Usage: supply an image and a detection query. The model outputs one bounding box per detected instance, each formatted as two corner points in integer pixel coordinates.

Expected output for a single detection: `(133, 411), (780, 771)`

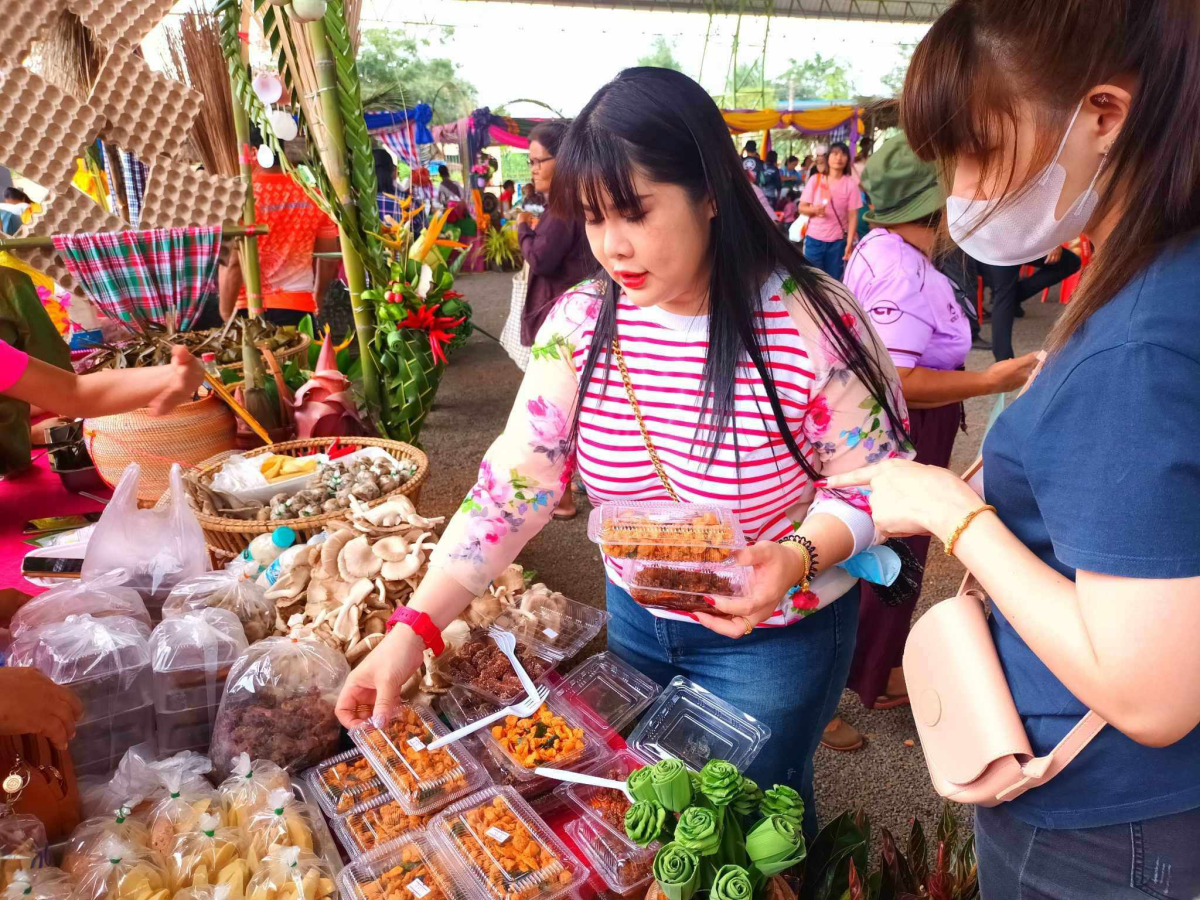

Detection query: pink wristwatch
(386, 607), (445, 656)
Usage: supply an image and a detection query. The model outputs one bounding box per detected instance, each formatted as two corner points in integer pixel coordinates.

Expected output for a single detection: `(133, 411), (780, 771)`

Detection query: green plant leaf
(936, 804), (958, 856)
(907, 818), (929, 889)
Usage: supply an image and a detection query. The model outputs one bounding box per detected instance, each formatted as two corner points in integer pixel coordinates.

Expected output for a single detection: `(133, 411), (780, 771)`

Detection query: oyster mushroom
(346, 578), (376, 607)
(264, 566), (310, 601)
(339, 535), (382, 581)
(381, 555), (423, 581)
(320, 529), (354, 578)
(371, 535), (409, 562)
(493, 564), (526, 593)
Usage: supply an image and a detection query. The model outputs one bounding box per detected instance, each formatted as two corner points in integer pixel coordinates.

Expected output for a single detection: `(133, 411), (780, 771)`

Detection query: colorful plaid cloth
(52, 226), (221, 331)
(119, 152), (149, 227)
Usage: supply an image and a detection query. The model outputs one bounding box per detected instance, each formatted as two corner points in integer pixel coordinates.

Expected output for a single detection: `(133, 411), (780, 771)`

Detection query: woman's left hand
(843, 239), (856, 261)
(692, 541), (805, 638)
(821, 459), (981, 542)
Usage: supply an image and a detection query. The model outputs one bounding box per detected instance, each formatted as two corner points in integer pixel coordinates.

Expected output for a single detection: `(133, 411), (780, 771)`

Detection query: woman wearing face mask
(336, 67), (911, 836)
(798, 141), (860, 279)
(823, 1), (1200, 894)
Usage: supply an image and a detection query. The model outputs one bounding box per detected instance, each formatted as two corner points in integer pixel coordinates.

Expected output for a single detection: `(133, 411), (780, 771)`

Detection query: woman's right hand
(334, 624), (426, 728)
(985, 352), (1040, 393)
(0, 668), (83, 749)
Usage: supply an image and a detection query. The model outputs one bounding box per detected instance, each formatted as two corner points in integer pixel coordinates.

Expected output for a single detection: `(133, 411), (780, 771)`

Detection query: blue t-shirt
(983, 233), (1200, 829)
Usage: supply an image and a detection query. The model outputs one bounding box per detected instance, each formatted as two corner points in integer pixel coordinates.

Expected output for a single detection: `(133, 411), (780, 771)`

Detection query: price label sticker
(485, 827), (511, 843)
(407, 879), (430, 898)
(407, 737), (427, 753)
(542, 627), (559, 640)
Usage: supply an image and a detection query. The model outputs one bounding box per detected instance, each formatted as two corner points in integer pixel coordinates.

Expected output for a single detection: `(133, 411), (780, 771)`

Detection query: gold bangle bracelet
(780, 540), (813, 593)
(944, 504), (997, 557)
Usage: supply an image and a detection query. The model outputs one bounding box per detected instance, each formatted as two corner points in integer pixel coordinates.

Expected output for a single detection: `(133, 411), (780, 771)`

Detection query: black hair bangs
(551, 122), (646, 224)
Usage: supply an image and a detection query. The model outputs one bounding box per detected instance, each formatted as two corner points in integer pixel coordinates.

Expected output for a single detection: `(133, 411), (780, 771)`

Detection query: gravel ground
(418, 269), (1060, 837)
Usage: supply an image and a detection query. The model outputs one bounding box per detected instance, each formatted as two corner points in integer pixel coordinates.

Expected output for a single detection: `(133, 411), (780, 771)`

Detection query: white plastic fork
(425, 686), (549, 750)
(488, 626), (542, 701)
(532, 767), (635, 802)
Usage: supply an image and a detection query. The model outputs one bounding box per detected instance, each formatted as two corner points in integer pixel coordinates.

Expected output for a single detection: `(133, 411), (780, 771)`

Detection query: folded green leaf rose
(651, 758), (693, 812)
(624, 800), (668, 848)
(711, 864), (755, 900)
(627, 766), (658, 804)
(746, 814), (807, 876)
(760, 784), (804, 825)
(674, 806), (721, 856)
(731, 777), (763, 816)
(652, 842), (701, 900)
(699, 760), (741, 808)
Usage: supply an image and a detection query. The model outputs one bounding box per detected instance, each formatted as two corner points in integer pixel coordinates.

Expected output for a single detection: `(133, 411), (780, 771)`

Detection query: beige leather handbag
(903, 354), (1108, 806)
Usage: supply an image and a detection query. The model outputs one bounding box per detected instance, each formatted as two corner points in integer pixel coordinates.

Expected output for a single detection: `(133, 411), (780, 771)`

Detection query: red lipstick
(614, 271), (647, 290)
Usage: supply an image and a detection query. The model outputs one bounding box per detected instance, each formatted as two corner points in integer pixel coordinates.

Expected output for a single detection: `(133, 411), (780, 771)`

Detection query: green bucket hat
(861, 133), (944, 226)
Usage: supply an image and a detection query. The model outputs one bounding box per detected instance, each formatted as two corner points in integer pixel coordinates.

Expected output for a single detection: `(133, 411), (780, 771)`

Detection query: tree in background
(638, 36), (684, 72)
(356, 26), (478, 123)
(881, 42), (916, 97)
(773, 53), (857, 101)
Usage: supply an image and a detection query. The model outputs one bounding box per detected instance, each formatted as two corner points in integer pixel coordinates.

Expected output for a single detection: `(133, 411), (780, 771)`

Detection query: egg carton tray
(16, 189), (129, 298)
(69, 0), (178, 51)
(2, 0), (67, 60)
(139, 156), (245, 231)
(0, 66), (104, 193)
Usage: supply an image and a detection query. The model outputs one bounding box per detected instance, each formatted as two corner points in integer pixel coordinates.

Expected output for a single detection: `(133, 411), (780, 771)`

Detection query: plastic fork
(488, 626), (542, 701)
(531, 767), (636, 802)
(425, 686), (549, 750)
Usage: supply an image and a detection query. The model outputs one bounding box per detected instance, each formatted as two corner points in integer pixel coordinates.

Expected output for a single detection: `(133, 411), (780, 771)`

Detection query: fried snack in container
(332, 795), (428, 859)
(335, 832), (464, 900)
(588, 501), (744, 562)
(304, 751), (384, 818)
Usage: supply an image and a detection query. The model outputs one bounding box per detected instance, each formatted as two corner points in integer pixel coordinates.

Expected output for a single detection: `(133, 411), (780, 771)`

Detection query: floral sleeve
(784, 275), (914, 555)
(427, 284), (598, 596)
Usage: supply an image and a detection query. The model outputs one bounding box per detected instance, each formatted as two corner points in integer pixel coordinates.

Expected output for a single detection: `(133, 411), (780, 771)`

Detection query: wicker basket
(84, 395), (238, 502)
(187, 436), (430, 557)
(212, 332), (312, 374)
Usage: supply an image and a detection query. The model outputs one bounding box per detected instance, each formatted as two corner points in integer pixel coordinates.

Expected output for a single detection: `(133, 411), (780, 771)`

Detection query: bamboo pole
(303, 15), (382, 418)
(234, 1), (264, 321)
(0, 224), (268, 251)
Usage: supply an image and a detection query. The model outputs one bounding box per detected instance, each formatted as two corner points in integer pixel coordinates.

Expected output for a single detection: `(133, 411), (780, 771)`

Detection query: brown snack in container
(600, 510), (733, 562)
(587, 788), (632, 831)
(348, 842), (450, 900)
(319, 755), (384, 814)
(358, 707), (468, 807)
(443, 632), (549, 703)
(629, 565), (737, 615)
(341, 799), (428, 856)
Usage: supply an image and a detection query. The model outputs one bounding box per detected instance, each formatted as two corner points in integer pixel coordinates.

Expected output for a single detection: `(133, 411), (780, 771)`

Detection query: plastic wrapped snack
(69, 836), (168, 900)
(305, 751), (385, 818)
(173, 884), (239, 900)
(3, 867), (72, 900)
(333, 795), (429, 860)
(0, 815), (46, 895)
(218, 754), (292, 830)
(245, 846), (335, 900)
(150, 609), (248, 756)
(627, 561), (753, 617)
(588, 501), (745, 563)
(163, 573), (273, 644)
(9, 614), (154, 778)
(9, 572), (151, 639)
(167, 813), (247, 894)
(146, 764), (223, 857)
(209, 638), (349, 780)
(60, 809), (152, 879)
(441, 630), (557, 706)
(81, 745), (213, 823)
(336, 834), (461, 900)
(245, 790), (318, 868)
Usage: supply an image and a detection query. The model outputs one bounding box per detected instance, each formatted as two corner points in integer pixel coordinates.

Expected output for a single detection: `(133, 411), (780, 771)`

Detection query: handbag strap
(612, 335), (679, 502)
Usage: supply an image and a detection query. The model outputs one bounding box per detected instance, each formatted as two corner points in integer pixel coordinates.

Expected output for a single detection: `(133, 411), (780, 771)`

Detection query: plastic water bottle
(235, 526), (297, 578)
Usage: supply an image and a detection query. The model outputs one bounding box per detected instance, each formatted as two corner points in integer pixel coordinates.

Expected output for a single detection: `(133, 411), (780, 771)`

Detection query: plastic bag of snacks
(9, 614), (154, 778)
(167, 813), (247, 894)
(60, 808), (151, 879)
(245, 846), (335, 900)
(218, 754), (292, 830)
(81, 745), (213, 822)
(149, 608), (248, 756)
(3, 867), (72, 900)
(245, 790), (317, 868)
(209, 638), (349, 780)
(173, 884), (238, 900)
(70, 835), (168, 900)
(0, 815), (46, 895)
(163, 573), (273, 644)
(9, 572), (150, 639)
(146, 762), (223, 857)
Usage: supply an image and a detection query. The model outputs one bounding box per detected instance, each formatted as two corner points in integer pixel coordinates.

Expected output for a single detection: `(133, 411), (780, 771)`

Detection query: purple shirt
(844, 228), (971, 371)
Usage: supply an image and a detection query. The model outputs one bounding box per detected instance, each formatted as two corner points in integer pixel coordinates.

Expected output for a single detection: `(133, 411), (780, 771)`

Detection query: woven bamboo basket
(84, 395), (238, 502)
(210, 332), (312, 374)
(187, 436), (429, 557)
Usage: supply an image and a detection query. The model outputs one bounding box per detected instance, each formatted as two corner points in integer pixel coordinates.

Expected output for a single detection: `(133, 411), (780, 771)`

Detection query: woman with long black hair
(336, 67), (911, 834)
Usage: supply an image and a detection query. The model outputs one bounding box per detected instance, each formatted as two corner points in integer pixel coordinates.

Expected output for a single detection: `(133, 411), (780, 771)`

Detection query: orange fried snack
(490, 706), (586, 770)
(320, 755), (385, 813)
(362, 707), (468, 806)
(600, 510), (733, 562)
(345, 800), (428, 854)
(356, 843), (449, 900)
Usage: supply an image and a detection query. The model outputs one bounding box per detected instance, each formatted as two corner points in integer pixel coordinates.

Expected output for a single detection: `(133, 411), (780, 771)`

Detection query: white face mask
(947, 101), (1104, 266)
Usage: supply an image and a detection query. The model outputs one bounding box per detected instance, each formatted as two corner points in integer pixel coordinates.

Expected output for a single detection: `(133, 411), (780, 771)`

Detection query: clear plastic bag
(60, 809), (151, 879)
(166, 813), (247, 894)
(146, 760), (223, 858)
(150, 609), (248, 757)
(81, 463), (211, 606)
(66, 834), (167, 900)
(8, 614), (154, 778)
(3, 867), (71, 900)
(218, 754), (292, 830)
(245, 846), (335, 900)
(173, 884), (238, 900)
(163, 573), (273, 644)
(209, 638), (349, 780)
(80, 745), (213, 823)
(245, 789), (318, 871)
(9, 572), (150, 639)
(0, 815), (46, 896)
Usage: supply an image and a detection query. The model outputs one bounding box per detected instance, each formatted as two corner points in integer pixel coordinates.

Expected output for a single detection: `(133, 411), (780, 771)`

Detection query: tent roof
(476, 0), (947, 22)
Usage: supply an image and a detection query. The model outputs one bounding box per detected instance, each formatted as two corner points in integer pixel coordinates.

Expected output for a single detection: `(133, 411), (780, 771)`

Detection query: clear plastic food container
(482, 694), (601, 783)
(304, 749), (387, 818)
(440, 629), (560, 706)
(350, 702), (489, 816)
(552, 651), (661, 734)
(490, 590), (609, 661)
(558, 749), (655, 848)
(627, 560), (754, 616)
(332, 793), (431, 860)
(336, 831), (468, 900)
(588, 501), (745, 562)
(627, 676), (771, 773)
(429, 786), (584, 900)
(564, 813), (655, 895)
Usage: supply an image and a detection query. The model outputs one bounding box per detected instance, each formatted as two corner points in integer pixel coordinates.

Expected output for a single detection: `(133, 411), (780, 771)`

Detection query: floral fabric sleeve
(785, 275), (914, 556)
(428, 284), (599, 596)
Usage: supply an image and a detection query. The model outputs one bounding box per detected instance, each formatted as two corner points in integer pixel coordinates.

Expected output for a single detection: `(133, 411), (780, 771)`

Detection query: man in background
(0, 188), (32, 236)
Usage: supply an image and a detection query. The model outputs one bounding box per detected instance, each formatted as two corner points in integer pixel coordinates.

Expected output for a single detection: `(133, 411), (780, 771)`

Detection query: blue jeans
(975, 802), (1200, 899)
(605, 581), (860, 838)
(803, 235), (847, 280)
